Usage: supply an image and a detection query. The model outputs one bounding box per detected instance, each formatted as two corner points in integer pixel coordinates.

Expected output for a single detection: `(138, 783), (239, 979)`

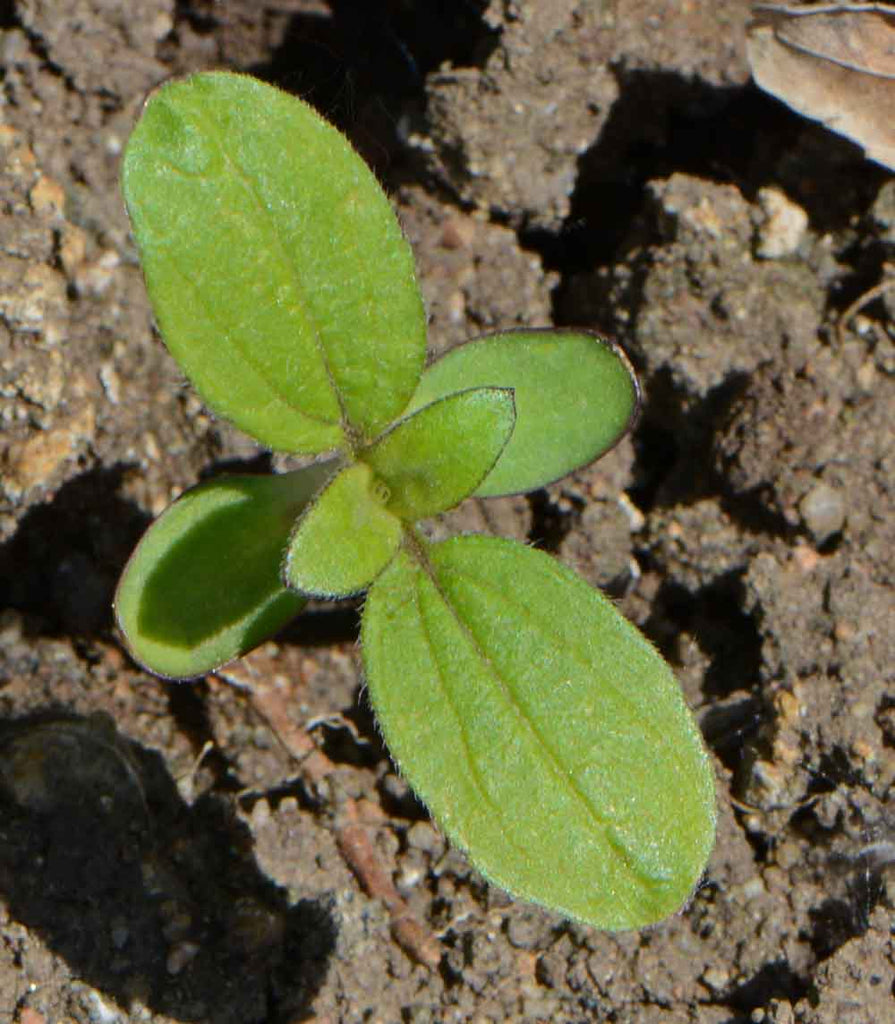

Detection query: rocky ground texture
(0, 2), (892, 1023)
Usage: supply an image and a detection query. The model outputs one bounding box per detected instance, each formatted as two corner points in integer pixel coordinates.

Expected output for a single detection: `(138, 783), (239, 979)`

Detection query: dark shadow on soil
(0, 0), (16, 29)
(323, 683), (387, 769)
(377, 769), (431, 823)
(166, 679), (248, 795)
(527, 68), (889, 287)
(724, 959), (808, 1016)
(250, 0), (499, 98)
(780, 763), (891, 960)
(699, 693), (764, 775)
(639, 569), (766, 775)
(620, 368), (797, 551)
(809, 888), (882, 961)
(0, 711), (335, 1023)
(239, 0), (498, 174)
(197, 450), (275, 481)
(643, 571), (763, 698)
(279, 605), (361, 647)
(626, 370), (795, 540)
(0, 458), (362, 658)
(627, 368), (743, 511)
(0, 465), (149, 639)
(537, 69), (890, 389)
(526, 488), (575, 554)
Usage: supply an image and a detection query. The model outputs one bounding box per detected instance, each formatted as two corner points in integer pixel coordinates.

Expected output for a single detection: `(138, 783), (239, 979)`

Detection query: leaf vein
(193, 107), (353, 434)
(430, 560), (661, 901)
(442, 561), (692, 782)
(412, 570), (535, 870)
(163, 256), (338, 430)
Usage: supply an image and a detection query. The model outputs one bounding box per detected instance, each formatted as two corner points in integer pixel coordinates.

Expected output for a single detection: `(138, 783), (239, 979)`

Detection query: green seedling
(115, 72), (715, 930)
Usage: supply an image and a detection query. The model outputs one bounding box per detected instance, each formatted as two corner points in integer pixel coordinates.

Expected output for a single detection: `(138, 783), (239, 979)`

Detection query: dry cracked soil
(0, 2), (892, 1023)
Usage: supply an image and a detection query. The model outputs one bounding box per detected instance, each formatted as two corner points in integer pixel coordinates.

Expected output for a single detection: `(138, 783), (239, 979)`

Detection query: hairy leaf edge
(414, 327), (642, 497)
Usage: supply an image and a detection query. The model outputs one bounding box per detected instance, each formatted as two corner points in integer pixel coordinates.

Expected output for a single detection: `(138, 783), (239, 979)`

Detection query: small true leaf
(122, 72), (427, 452)
(407, 329), (639, 497)
(115, 464), (333, 679)
(363, 387), (516, 520)
(284, 462), (403, 598)
(362, 535), (716, 929)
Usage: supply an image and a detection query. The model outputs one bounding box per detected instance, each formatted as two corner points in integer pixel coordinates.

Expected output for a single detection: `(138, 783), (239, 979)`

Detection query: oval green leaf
(115, 464), (333, 679)
(362, 535), (716, 929)
(362, 387), (516, 520)
(284, 462), (402, 598)
(122, 72), (427, 453)
(406, 329), (639, 497)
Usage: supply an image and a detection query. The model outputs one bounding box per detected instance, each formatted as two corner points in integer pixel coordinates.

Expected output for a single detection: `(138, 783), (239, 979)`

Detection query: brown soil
(0, 2), (892, 1023)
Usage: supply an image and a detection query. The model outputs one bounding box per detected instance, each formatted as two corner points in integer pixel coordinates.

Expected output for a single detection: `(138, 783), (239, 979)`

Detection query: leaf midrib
(160, 251), (337, 431)
(411, 542), (647, 914)
(445, 559), (693, 781)
(410, 572), (536, 869)
(194, 104), (353, 438)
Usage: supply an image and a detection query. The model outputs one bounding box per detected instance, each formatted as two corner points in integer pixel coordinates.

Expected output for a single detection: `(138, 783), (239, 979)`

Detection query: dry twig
(214, 653), (441, 969)
(838, 272), (895, 344)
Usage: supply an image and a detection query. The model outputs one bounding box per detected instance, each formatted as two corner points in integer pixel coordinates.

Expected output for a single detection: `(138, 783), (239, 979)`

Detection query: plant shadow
(247, 1), (499, 105)
(0, 710), (336, 1023)
(0, 458), (360, 652)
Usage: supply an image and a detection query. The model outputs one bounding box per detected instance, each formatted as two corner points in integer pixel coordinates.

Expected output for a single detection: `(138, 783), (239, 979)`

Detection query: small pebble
(406, 821), (443, 856)
(250, 797), (271, 829)
(701, 965), (730, 992)
(799, 482), (846, 543)
(82, 990), (123, 1024)
(792, 543), (820, 572)
(29, 173), (65, 217)
(756, 186), (808, 258)
(506, 908), (549, 950)
(166, 939), (200, 975)
(441, 217), (475, 249)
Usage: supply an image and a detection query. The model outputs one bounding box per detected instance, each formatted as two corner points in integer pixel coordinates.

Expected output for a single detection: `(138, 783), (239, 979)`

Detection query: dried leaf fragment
(747, 2), (895, 170)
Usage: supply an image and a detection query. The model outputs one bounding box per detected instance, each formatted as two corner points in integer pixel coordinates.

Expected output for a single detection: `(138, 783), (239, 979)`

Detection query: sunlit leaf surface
(364, 387), (516, 520)
(284, 462), (403, 598)
(363, 535), (716, 929)
(122, 72), (427, 452)
(408, 330), (638, 496)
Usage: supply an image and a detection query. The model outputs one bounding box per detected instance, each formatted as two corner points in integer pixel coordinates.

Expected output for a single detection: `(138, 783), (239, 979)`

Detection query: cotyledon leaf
(122, 71), (427, 453)
(406, 329), (639, 497)
(362, 535), (716, 929)
(115, 462), (335, 679)
(362, 387), (516, 520)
